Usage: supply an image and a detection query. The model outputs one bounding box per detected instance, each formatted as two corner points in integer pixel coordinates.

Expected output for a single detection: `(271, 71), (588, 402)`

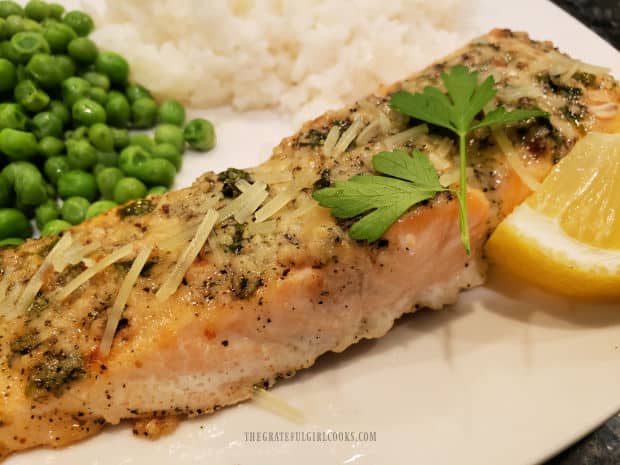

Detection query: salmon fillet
(1, 29), (619, 459)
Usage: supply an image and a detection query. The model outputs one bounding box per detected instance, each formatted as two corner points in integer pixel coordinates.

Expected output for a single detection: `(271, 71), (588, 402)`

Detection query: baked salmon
(1, 29), (619, 459)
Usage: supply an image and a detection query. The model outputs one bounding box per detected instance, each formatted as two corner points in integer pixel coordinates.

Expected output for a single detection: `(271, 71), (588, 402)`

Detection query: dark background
(544, 2), (618, 463)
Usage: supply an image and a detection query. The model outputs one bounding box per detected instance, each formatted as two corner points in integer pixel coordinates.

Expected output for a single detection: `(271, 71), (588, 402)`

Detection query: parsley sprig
(313, 149), (445, 242)
(313, 65), (547, 253)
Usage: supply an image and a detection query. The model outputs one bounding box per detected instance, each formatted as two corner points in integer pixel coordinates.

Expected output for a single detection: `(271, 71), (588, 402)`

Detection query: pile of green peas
(0, 0), (216, 247)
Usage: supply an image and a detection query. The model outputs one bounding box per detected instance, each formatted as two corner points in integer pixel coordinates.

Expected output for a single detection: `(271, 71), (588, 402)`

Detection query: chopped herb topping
(218, 168), (252, 198)
(313, 169), (331, 190)
(298, 128), (327, 147)
(572, 71), (596, 88)
(26, 294), (48, 317)
(227, 222), (246, 254)
(537, 73), (583, 101)
(28, 351), (85, 397)
(118, 199), (155, 218)
(10, 332), (40, 357)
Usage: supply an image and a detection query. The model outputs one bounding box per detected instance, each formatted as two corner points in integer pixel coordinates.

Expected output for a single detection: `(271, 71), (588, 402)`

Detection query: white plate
(7, 1), (620, 464)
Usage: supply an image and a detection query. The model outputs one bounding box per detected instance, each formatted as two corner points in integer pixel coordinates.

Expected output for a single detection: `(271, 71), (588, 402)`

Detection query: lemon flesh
(486, 132), (620, 299)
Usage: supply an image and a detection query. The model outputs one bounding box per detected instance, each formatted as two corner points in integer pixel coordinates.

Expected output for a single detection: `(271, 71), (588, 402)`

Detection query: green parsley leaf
(390, 65), (548, 254)
(372, 149), (443, 190)
(312, 150), (444, 242)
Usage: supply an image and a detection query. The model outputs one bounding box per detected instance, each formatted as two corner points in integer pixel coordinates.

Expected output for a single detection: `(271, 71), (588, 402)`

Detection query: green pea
(1, 161), (38, 185)
(0, 39), (18, 62)
(135, 158), (176, 187)
(35, 199), (59, 228)
(96, 166), (123, 199)
(85, 200), (116, 219)
(87, 122), (113, 151)
(0, 2), (22, 18)
(147, 185), (167, 196)
(26, 53), (62, 89)
(105, 92), (130, 127)
(125, 83), (151, 103)
(157, 99), (185, 126)
(66, 138), (97, 170)
(64, 125), (87, 140)
(48, 3), (63, 20)
(0, 128), (38, 161)
(43, 155), (68, 184)
(24, 0), (49, 21)
(88, 86), (107, 106)
(119, 144), (151, 177)
(154, 123), (184, 152)
(14, 79), (49, 112)
(38, 135), (64, 158)
(67, 36), (97, 64)
(62, 10), (93, 37)
(95, 51), (128, 86)
(0, 57), (15, 91)
(57, 169), (97, 200)
(72, 98), (106, 126)
(55, 54), (75, 80)
(131, 97), (157, 128)
(48, 100), (70, 126)
(111, 127), (129, 149)
(96, 150), (118, 167)
(61, 196), (89, 225)
(113, 177), (146, 204)
(0, 175), (11, 206)
(62, 76), (90, 108)
(40, 218), (70, 236)
(0, 103), (27, 130)
(129, 133), (154, 152)
(0, 237), (24, 247)
(14, 165), (47, 206)
(184, 118), (216, 151)
(9, 31), (49, 63)
(153, 143), (182, 170)
(22, 17), (41, 33)
(42, 21), (75, 53)
(4, 15), (24, 36)
(0, 208), (31, 239)
(32, 111), (63, 139)
(82, 71), (109, 90)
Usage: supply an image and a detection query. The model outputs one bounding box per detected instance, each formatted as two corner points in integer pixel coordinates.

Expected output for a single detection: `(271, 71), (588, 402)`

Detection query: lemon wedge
(486, 132), (620, 299)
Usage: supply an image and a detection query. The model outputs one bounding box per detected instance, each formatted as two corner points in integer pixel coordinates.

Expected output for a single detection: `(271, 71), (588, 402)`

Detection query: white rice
(86, 0), (475, 118)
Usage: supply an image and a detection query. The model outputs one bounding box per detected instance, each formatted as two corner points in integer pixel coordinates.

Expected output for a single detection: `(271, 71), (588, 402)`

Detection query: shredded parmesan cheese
(14, 233), (73, 315)
(54, 244), (134, 302)
(51, 242), (100, 272)
(254, 190), (294, 223)
(491, 128), (541, 191)
(246, 219), (277, 235)
(590, 102), (618, 119)
(253, 387), (304, 424)
(99, 245), (153, 357)
(217, 181), (268, 223)
(383, 124), (428, 148)
(0, 269), (12, 305)
(251, 171), (293, 184)
(332, 118), (365, 156)
(235, 179), (252, 193)
(322, 125), (341, 156)
(156, 209), (218, 301)
(207, 232), (226, 269)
